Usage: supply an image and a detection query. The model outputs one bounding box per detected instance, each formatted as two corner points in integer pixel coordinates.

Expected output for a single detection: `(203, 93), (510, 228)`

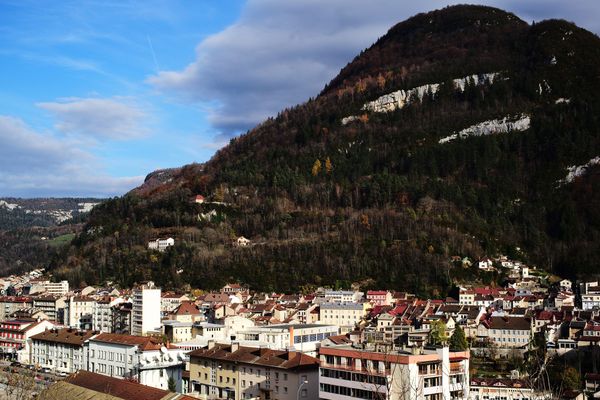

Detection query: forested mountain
(52, 5), (600, 295)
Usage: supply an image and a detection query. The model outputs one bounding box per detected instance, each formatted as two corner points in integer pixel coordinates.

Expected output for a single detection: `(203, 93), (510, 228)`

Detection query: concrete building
(67, 296), (95, 329)
(33, 295), (67, 323)
(132, 281), (161, 336)
(148, 237), (175, 252)
(31, 328), (98, 372)
(88, 333), (186, 392)
(237, 324), (338, 357)
(29, 280), (69, 296)
(188, 342), (319, 400)
(320, 303), (367, 333)
(0, 296), (33, 321)
(0, 319), (55, 363)
(319, 345), (470, 400)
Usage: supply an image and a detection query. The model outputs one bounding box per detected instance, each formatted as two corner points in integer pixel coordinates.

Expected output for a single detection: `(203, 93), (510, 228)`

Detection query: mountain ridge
(49, 5), (600, 294)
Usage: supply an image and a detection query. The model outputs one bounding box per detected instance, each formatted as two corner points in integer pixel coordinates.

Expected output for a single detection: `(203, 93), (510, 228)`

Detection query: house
(234, 236), (251, 247)
(161, 292), (191, 313)
(319, 302), (366, 333)
(366, 290), (393, 306)
(148, 237), (175, 252)
(194, 195), (205, 204)
(478, 316), (532, 349)
(188, 342), (320, 399)
(559, 279), (573, 292)
(478, 258), (494, 271)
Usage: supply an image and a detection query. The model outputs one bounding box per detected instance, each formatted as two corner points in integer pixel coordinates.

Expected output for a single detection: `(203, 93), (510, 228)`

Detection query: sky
(0, 0), (599, 198)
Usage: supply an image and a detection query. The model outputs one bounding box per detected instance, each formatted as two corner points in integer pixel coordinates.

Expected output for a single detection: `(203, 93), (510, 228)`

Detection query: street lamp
(296, 379), (308, 400)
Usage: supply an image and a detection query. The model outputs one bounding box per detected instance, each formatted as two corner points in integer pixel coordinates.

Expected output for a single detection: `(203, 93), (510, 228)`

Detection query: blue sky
(1, 0), (599, 197)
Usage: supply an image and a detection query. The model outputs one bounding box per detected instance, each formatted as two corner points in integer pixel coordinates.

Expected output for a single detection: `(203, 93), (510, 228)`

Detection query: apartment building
(132, 281), (161, 336)
(0, 296), (33, 321)
(477, 317), (532, 348)
(33, 295), (67, 323)
(29, 280), (69, 296)
(161, 292), (191, 313)
(92, 296), (124, 333)
(88, 333), (186, 391)
(0, 319), (55, 363)
(188, 342), (319, 400)
(31, 328), (97, 372)
(320, 303), (367, 333)
(367, 291), (394, 306)
(237, 323), (338, 356)
(319, 345), (470, 400)
(67, 296), (95, 329)
(323, 290), (363, 303)
(469, 378), (549, 400)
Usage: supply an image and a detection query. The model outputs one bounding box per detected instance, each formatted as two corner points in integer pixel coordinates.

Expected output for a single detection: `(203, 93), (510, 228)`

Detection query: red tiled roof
(91, 333), (160, 347)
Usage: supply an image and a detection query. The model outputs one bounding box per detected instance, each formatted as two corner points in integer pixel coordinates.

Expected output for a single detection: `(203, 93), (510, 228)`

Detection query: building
(33, 295), (67, 323)
(88, 333), (186, 392)
(0, 296), (33, 321)
(132, 281), (161, 336)
(31, 328), (98, 372)
(320, 303), (366, 333)
(237, 324), (338, 356)
(367, 291), (394, 306)
(67, 296), (95, 329)
(188, 342), (320, 400)
(469, 377), (549, 400)
(148, 238), (175, 252)
(319, 345), (470, 400)
(161, 293), (191, 313)
(323, 290), (363, 304)
(93, 296), (125, 333)
(39, 370), (195, 400)
(0, 319), (55, 363)
(28, 280), (69, 296)
(477, 317), (532, 348)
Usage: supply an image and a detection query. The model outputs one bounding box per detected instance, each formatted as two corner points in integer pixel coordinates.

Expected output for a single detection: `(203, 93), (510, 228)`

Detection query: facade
(88, 333), (186, 391)
(33, 295), (66, 323)
(477, 317), (532, 348)
(469, 378), (549, 400)
(0, 319), (54, 363)
(132, 281), (161, 336)
(188, 342), (320, 400)
(323, 290), (363, 303)
(0, 296), (33, 321)
(30, 328), (97, 372)
(238, 324), (338, 356)
(319, 345), (470, 400)
(320, 303), (366, 333)
(148, 237), (175, 252)
(67, 296), (95, 329)
(29, 280), (69, 296)
(161, 293), (191, 313)
(367, 291), (394, 306)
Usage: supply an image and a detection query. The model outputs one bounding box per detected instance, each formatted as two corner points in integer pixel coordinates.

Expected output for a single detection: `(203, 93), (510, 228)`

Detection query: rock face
(439, 114), (531, 144)
(559, 156), (600, 185)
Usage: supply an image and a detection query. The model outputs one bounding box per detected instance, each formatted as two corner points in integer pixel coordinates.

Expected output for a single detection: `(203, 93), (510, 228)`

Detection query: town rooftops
(42, 370), (195, 400)
(188, 343), (319, 371)
(173, 302), (200, 316)
(320, 302), (363, 310)
(91, 332), (162, 349)
(487, 316), (531, 331)
(31, 328), (98, 346)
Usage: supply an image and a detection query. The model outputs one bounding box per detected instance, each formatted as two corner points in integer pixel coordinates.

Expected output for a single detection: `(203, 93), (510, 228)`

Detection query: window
(284, 387), (288, 394)
(284, 373), (288, 381)
(301, 388), (307, 397)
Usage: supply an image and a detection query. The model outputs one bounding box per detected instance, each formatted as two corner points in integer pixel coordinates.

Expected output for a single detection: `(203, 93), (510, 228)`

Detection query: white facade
(67, 297), (95, 329)
(323, 290), (363, 303)
(132, 282), (161, 336)
(238, 324), (338, 356)
(148, 237), (175, 252)
(30, 280), (69, 296)
(319, 303), (365, 333)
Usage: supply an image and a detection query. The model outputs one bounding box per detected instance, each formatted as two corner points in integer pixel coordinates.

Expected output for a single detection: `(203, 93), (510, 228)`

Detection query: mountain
(52, 5), (600, 295)
(0, 198), (103, 230)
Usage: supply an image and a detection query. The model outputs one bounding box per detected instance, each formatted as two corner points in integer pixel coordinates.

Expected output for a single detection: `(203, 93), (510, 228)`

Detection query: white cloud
(0, 115), (143, 197)
(37, 97), (148, 140)
(148, 0), (600, 143)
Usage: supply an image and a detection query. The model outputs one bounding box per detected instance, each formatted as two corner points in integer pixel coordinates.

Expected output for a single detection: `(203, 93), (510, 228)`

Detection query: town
(0, 254), (594, 400)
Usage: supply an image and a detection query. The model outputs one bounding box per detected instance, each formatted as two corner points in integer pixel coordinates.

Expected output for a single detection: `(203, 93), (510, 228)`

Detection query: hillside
(53, 5), (600, 295)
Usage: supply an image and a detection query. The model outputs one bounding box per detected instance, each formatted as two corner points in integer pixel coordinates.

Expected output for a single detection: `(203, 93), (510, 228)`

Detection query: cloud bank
(149, 0), (600, 143)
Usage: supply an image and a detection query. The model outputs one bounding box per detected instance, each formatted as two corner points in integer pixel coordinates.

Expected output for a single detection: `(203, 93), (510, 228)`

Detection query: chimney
(231, 342), (239, 352)
(208, 340), (215, 350)
(287, 350), (297, 360)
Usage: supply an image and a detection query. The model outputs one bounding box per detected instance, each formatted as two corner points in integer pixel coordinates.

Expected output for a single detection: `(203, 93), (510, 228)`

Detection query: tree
(428, 320), (448, 346)
(449, 325), (468, 351)
(325, 157), (333, 174)
(168, 376), (176, 392)
(311, 159), (322, 176)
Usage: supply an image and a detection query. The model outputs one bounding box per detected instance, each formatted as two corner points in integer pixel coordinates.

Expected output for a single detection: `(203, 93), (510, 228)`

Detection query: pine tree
(449, 324), (468, 351)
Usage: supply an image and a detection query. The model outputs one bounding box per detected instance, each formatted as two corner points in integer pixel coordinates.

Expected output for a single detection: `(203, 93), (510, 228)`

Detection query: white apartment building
(29, 280), (69, 296)
(469, 378), (550, 400)
(31, 328), (98, 372)
(320, 303), (366, 333)
(323, 290), (363, 303)
(0, 319), (55, 364)
(93, 297), (125, 333)
(88, 333), (186, 392)
(319, 345), (470, 400)
(32, 296), (67, 323)
(238, 324), (338, 357)
(132, 281), (161, 336)
(148, 237), (175, 252)
(67, 296), (95, 329)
